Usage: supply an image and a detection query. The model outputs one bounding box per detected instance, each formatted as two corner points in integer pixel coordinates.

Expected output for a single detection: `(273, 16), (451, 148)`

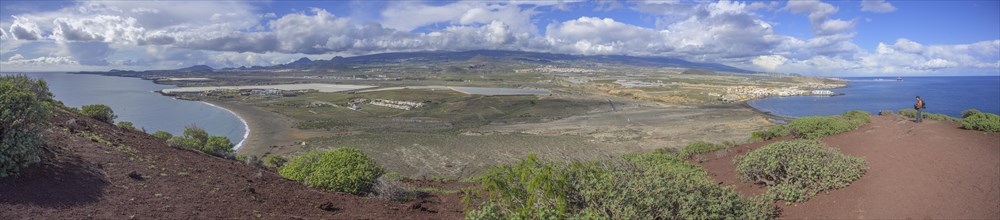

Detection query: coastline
(740, 100), (795, 123)
(200, 100), (325, 156)
(200, 101), (250, 151)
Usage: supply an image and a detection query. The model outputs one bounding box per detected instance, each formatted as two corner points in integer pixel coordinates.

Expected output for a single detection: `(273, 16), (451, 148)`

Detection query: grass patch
(735, 140), (866, 203)
(465, 154), (776, 219)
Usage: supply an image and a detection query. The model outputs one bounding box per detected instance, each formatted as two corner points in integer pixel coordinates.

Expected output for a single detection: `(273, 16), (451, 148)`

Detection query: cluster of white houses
(719, 86), (837, 102)
(350, 98), (426, 110)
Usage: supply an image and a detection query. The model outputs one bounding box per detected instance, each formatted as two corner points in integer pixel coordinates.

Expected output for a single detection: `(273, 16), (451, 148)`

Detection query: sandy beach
(203, 100), (325, 156)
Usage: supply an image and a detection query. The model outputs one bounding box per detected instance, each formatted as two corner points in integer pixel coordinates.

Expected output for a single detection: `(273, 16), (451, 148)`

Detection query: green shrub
(116, 121), (136, 131)
(784, 111), (868, 139)
(151, 131), (173, 140)
(841, 110), (871, 126)
(167, 136), (201, 149)
(202, 136), (234, 157)
(279, 147), (384, 194)
(163, 125), (235, 156)
(677, 141), (725, 159)
(80, 104), (117, 123)
(878, 110), (895, 116)
(1, 75), (53, 177)
(468, 153), (776, 219)
(961, 109), (1000, 132)
(961, 109), (982, 118)
(262, 154), (287, 169)
(786, 116), (852, 139)
(278, 151), (322, 182)
(751, 125), (790, 142)
(182, 125), (209, 146)
(735, 140), (866, 203)
(899, 109), (957, 121)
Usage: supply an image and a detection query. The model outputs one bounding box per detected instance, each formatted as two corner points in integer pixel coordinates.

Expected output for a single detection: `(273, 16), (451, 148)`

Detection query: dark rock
(317, 201), (339, 212)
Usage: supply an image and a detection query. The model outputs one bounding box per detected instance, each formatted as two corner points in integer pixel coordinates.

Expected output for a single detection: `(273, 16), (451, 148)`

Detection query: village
(719, 86), (838, 102)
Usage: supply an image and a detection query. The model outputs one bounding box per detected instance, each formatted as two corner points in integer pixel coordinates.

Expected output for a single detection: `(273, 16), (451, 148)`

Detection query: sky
(0, 0), (997, 76)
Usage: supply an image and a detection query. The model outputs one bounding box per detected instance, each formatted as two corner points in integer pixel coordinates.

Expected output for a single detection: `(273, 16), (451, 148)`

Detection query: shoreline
(740, 100), (795, 123)
(200, 101), (250, 151)
(199, 100), (324, 156)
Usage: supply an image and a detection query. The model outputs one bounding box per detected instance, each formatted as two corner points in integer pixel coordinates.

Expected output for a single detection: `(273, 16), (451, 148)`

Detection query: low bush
(167, 136), (201, 149)
(785, 110), (869, 139)
(370, 175), (420, 202)
(279, 147), (384, 195)
(878, 110), (895, 116)
(116, 121), (136, 131)
(151, 131), (173, 140)
(751, 125), (790, 142)
(960, 109), (1000, 132)
(1, 75), (53, 177)
(166, 125), (234, 157)
(677, 141), (726, 159)
(262, 154), (288, 169)
(735, 140), (866, 203)
(898, 109), (958, 121)
(202, 136), (234, 157)
(961, 109), (982, 118)
(467, 153), (776, 219)
(80, 104), (117, 124)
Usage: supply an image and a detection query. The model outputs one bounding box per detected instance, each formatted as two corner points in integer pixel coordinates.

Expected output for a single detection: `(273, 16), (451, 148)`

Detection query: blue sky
(0, 0), (997, 76)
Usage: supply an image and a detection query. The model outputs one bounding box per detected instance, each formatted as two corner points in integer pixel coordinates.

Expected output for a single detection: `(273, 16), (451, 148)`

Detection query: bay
(2, 72), (247, 149)
(749, 76), (1000, 118)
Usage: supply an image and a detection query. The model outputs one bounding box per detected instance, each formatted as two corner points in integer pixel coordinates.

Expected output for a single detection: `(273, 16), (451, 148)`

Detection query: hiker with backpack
(914, 96), (927, 123)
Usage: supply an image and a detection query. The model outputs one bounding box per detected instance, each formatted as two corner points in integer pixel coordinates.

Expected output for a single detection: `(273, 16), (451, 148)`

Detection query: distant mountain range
(86, 50), (754, 75)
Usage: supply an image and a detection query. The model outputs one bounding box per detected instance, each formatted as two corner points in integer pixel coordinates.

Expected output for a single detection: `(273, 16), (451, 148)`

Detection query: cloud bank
(0, 0), (996, 76)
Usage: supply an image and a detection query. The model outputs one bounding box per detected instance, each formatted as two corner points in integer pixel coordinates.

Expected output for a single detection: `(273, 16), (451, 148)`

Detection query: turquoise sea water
(749, 76), (1000, 118)
(2, 72), (247, 148)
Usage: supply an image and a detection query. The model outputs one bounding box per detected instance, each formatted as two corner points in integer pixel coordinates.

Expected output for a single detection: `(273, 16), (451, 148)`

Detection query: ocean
(1, 72), (248, 148)
(748, 76), (1000, 118)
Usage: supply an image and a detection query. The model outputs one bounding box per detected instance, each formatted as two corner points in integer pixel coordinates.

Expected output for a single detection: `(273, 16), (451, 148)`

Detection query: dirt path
(698, 115), (1000, 219)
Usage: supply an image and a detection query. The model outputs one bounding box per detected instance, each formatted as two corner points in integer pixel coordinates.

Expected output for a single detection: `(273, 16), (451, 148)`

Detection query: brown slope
(697, 115), (1000, 219)
(0, 108), (464, 219)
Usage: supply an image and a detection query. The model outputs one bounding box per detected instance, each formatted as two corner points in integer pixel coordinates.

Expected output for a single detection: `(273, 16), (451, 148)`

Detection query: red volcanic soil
(0, 109), (466, 219)
(697, 115), (1000, 219)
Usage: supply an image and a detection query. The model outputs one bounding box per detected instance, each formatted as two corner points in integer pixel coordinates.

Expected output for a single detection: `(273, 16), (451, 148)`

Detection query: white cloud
(1, 55), (77, 65)
(380, 1), (538, 35)
(0, 0), (994, 76)
(8, 54), (24, 61)
(51, 15), (147, 43)
(861, 0), (897, 13)
(9, 16), (43, 40)
(752, 55), (787, 70)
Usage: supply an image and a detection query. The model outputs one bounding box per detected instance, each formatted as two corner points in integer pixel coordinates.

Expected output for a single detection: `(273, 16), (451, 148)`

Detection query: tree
(116, 121), (136, 131)
(1, 75), (53, 177)
(183, 124), (209, 146)
(80, 104), (117, 123)
(203, 136), (234, 157)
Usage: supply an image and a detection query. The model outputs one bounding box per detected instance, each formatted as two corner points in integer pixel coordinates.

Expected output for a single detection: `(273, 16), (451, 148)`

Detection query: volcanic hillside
(0, 108), (466, 219)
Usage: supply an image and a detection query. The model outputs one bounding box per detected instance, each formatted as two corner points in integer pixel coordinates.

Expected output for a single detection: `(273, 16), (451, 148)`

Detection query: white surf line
(200, 101), (250, 151)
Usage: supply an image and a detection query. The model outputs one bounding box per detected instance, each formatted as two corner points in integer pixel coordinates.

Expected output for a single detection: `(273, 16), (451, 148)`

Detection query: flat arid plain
(153, 51), (845, 178)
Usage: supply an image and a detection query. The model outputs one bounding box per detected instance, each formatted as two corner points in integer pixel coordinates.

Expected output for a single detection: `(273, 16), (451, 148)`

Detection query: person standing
(914, 96), (926, 123)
